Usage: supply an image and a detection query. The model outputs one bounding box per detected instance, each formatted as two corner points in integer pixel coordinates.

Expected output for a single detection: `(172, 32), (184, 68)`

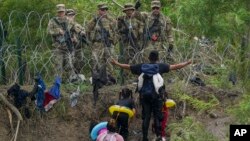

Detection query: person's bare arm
(111, 59), (131, 70)
(170, 60), (192, 70)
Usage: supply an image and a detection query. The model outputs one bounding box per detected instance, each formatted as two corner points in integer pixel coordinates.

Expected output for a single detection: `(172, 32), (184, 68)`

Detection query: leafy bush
(228, 93), (250, 124)
(168, 116), (217, 141)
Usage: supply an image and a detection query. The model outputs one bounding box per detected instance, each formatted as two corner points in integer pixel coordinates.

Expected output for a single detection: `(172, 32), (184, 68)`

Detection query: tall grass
(168, 116), (217, 141)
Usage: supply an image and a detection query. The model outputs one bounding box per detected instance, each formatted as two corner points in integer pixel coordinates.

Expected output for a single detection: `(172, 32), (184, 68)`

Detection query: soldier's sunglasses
(152, 7), (160, 10)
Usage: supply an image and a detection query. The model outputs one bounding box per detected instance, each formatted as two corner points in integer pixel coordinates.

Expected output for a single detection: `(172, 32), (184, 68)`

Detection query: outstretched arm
(111, 59), (131, 70)
(170, 60), (192, 70)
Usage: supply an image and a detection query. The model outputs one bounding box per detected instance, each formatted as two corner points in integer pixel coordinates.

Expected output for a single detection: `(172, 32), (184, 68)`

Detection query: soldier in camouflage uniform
(117, 3), (143, 64)
(136, 0), (174, 62)
(47, 4), (74, 83)
(117, 3), (143, 84)
(66, 9), (87, 74)
(87, 3), (117, 106)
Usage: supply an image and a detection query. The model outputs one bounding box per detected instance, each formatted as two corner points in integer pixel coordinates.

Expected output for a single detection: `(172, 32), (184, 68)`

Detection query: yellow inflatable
(165, 99), (176, 108)
(109, 105), (134, 118)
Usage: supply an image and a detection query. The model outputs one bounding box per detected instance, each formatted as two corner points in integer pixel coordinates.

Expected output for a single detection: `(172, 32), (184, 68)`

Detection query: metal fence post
(16, 37), (24, 85)
(0, 20), (6, 84)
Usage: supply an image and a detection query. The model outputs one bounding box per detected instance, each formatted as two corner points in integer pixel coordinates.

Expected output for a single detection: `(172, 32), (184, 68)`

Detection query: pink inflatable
(98, 128), (107, 135)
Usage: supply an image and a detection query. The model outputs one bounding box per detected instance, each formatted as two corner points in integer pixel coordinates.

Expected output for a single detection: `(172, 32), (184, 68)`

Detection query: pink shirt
(96, 132), (124, 141)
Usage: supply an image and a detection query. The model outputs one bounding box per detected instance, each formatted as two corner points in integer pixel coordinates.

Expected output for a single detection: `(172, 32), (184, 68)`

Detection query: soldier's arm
(117, 16), (126, 33)
(133, 11), (148, 23)
(73, 23), (86, 35)
(47, 19), (62, 36)
(137, 19), (144, 37)
(109, 18), (118, 45)
(86, 19), (96, 33)
(86, 18), (96, 41)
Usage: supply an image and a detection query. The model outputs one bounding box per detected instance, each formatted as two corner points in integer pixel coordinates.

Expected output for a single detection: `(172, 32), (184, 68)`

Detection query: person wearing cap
(47, 4), (74, 82)
(116, 3), (144, 85)
(135, 0), (174, 63)
(66, 9), (87, 74)
(87, 2), (117, 106)
(111, 50), (191, 141)
(117, 3), (143, 64)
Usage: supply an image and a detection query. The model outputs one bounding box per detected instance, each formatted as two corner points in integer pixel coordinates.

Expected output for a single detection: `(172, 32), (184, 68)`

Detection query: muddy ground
(0, 83), (241, 141)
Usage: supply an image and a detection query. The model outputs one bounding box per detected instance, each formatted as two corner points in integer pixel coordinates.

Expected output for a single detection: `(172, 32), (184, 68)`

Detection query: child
(112, 88), (136, 141)
(97, 119), (124, 141)
(161, 102), (169, 141)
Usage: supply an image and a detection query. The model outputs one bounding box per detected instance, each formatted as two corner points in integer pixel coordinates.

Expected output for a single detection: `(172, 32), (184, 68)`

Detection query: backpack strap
(153, 73), (164, 94)
(137, 73), (144, 91)
(138, 73), (164, 94)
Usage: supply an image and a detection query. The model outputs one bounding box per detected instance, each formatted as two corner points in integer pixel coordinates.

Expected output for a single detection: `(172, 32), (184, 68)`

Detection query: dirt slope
(0, 84), (241, 141)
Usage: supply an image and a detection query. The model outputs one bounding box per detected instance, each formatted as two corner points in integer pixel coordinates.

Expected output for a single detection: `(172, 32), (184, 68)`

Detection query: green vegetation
(168, 116), (217, 141)
(228, 92), (250, 124)
(0, 0), (249, 84)
(171, 82), (219, 113)
(0, 0), (249, 140)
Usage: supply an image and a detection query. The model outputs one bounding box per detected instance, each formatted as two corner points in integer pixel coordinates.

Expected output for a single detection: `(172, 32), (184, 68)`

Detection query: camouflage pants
(74, 48), (85, 74)
(91, 42), (115, 105)
(119, 44), (141, 84)
(119, 43), (142, 64)
(52, 48), (75, 82)
(91, 42), (115, 74)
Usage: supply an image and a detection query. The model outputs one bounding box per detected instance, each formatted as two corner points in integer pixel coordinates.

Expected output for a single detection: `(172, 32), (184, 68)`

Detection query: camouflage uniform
(117, 3), (143, 64)
(135, 1), (174, 62)
(87, 3), (117, 105)
(87, 4), (116, 73)
(66, 9), (87, 74)
(47, 4), (74, 82)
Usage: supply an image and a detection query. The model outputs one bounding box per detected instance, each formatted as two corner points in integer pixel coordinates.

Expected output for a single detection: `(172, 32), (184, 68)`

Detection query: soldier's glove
(167, 44), (174, 53)
(135, 0), (141, 10)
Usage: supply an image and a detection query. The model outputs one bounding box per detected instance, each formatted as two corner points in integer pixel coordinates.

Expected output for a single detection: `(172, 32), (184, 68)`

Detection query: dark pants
(141, 94), (163, 141)
(113, 112), (129, 140)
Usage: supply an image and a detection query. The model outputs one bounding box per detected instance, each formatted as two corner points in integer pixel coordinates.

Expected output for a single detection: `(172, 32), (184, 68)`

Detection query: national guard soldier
(66, 9), (87, 74)
(86, 3), (117, 106)
(135, 0), (174, 62)
(117, 3), (143, 84)
(117, 3), (143, 64)
(47, 4), (74, 83)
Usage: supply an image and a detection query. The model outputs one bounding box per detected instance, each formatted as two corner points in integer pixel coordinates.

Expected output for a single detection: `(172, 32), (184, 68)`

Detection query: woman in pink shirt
(97, 119), (124, 141)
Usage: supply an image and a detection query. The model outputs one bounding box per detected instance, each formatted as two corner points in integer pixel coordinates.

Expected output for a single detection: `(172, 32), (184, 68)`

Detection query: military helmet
(123, 3), (135, 12)
(66, 9), (76, 16)
(151, 0), (161, 8)
(97, 2), (108, 10)
(56, 4), (66, 12)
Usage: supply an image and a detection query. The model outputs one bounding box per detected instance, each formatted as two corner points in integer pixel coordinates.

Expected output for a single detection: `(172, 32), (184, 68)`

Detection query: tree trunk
(0, 93), (23, 121)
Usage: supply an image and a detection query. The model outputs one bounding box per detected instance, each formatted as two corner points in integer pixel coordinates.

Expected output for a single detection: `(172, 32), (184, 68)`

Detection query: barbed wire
(0, 10), (227, 85)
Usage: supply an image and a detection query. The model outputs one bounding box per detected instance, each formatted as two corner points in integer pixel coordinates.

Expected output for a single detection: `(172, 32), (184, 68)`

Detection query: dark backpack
(139, 64), (159, 96)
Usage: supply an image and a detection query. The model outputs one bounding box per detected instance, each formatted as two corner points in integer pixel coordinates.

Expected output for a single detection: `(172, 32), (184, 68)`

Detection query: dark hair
(119, 88), (133, 99)
(148, 50), (159, 62)
(107, 119), (116, 132)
